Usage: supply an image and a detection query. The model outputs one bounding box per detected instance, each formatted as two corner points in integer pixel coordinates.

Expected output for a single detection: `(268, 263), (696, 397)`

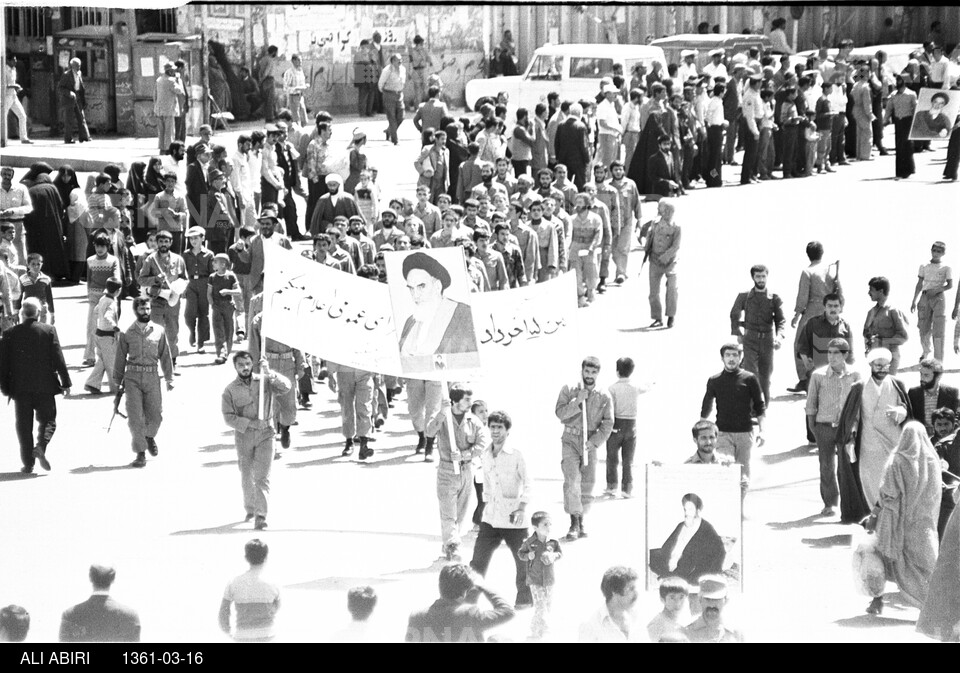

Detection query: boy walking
(208, 253), (241, 364)
(605, 357), (649, 498)
(18, 253), (55, 324)
(814, 82), (836, 173)
(647, 577), (689, 642)
(517, 511), (563, 640)
(84, 278), (122, 394)
(182, 226), (214, 354)
(911, 241), (952, 362)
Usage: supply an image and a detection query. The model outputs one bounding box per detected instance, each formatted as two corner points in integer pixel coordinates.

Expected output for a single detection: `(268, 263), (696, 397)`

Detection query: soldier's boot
(415, 431), (426, 454)
(358, 436), (373, 460)
(577, 514), (588, 538)
(564, 515), (580, 541)
(423, 436), (436, 463)
(131, 452), (147, 468)
(341, 437), (354, 457)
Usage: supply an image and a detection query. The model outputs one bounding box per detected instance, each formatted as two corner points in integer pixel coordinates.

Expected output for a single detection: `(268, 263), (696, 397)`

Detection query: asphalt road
(1, 119), (957, 642)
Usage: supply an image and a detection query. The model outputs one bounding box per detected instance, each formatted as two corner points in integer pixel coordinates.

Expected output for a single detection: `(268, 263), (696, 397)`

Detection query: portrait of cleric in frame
(909, 89), (960, 140)
(386, 249), (481, 375)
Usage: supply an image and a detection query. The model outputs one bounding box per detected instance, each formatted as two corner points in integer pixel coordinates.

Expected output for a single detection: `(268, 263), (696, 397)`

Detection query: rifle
(108, 387), (126, 433)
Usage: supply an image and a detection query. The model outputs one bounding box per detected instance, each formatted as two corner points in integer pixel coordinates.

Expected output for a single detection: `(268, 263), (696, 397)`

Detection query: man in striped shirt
(219, 539), (281, 640)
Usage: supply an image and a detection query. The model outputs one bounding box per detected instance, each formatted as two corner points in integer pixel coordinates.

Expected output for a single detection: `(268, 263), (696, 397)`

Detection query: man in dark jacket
(647, 134), (681, 197)
(405, 563), (514, 642)
(185, 143), (212, 230)
(908, 358), (959, 436)
(0, 298), (71, 473)
(554, 103), (591, 191)
(59, 564), (140, 642)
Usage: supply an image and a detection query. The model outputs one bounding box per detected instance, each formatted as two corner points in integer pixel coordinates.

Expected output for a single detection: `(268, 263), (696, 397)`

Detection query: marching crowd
(1, 29), (960, 644)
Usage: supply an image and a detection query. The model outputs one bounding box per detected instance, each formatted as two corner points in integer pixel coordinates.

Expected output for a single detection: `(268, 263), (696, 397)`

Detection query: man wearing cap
(185, 143), (212, 232)
(379, 53), (407, 145)
(114, 297), (175, 468)
(378, 208), (411, 250)
(248, 206), (292, 300)
(740, 73), (764, 185)
(678, 50), (699, 86)
(155, 62), (183, 153)
(806, 338), (861, 517)
(703, 50), (727, 84)
(397, 252), (480, 374)
(182, 226), (214, 354)
(595, 84), (623, 168)
(837, 348), (912, 522)
(863, 276), (909, 375)
(309, 174), (361, 238)
(555, 356), (614, 541)
(139, 230), (188, 371)
(147, 172), (189, 254)
(683, 575), (744, 642)
(345, 216), (376, 268)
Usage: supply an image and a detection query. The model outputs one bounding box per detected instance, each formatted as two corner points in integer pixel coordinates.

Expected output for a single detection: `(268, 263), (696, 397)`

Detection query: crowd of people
(1, 27), (960, 644)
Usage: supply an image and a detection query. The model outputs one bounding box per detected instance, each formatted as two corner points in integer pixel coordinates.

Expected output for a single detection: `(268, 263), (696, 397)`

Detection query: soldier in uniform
(408, 35), (434, 108)
(427, 384), (489, 561)
(682, 575), (744, 642)
(327, 361), (375, 460)
(114, 297), (175, 468)
(587, 166), (621, 294)
(554, 356), (614, 541)
(138, 230), (188, 371)
(568, 193), (603, 307)
(221, 350), (291, 531)
(248, 304), (303, 456)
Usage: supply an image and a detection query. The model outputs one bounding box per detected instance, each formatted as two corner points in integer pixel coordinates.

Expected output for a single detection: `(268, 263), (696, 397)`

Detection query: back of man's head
(438, 563), (474, 600)
(0, 605), (30, 642)
(347, 586), (378, 622)
(89, 564), (116, 591)
(245, 539), (269, 566)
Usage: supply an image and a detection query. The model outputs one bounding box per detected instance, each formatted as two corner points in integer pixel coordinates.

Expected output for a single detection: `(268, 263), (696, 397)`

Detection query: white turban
(866, 348), (893, 364)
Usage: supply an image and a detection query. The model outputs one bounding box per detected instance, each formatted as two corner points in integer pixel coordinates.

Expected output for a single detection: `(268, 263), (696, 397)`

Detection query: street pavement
(0, 117), (957, 643)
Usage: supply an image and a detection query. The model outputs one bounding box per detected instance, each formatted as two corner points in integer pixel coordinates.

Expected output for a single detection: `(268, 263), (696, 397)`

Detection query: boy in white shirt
(84, 278), (122, 394)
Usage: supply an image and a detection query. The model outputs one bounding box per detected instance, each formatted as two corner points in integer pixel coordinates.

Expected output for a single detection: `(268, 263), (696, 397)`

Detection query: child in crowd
(18, 253), (54, 324)
(518, 511), (563, 640)
(84, 278), (122, 395)
(605, 357), (650, 498)
(814, 81), (836, 174)
(208, 253), (241, 365)
(802, 110), (820, 178)
(647, 576), (690, 643)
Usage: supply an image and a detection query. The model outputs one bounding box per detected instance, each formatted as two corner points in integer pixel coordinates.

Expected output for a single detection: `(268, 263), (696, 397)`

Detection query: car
(465, 43), (667, 113)
(650, 34), (773, 70)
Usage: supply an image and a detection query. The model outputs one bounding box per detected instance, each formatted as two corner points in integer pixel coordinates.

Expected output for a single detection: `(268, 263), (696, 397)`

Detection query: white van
(465, 44), (667, 112)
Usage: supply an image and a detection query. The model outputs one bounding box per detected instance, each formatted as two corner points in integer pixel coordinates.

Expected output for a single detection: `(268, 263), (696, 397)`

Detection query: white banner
(261, 243), (578, 381)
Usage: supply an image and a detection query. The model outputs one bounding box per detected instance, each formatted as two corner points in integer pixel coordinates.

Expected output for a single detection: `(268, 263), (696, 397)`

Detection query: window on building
(136, 9), (178, 35)
(4, 7), (50, 38)
(525, 55), (563, 81)
(65, 8), (111, 30)
(569, 57), (615, 79)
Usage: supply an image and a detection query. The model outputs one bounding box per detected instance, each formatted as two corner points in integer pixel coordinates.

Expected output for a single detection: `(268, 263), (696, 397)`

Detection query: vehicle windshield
(526, 54), (563, 81)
